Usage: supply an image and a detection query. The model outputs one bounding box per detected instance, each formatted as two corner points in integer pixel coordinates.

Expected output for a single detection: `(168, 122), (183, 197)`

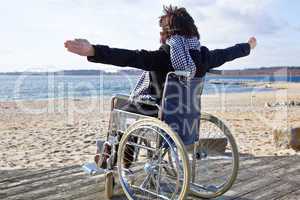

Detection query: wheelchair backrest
(161, 72), (205, 145)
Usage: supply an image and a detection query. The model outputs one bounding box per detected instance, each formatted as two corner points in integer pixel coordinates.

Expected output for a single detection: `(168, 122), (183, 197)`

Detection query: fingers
(64, 38), (91, 56)
(65, 40), (81, 48)
(64, 40), (82, 55)
(249, 37), (257, 43)
(64, 40), (73, 48)
(248, 36), (257, 50)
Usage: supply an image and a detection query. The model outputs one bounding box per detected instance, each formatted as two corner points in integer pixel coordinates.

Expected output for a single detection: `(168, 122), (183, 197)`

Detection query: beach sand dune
(1, 84), (300, 169)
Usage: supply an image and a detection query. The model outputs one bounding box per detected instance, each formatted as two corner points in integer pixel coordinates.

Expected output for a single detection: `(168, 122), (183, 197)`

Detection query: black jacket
(87, 43), (251, 100)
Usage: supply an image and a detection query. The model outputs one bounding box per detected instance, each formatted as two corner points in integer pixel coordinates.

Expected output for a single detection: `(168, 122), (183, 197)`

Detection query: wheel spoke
(117, 119), (190, 200)
(189, 113), (239, 199)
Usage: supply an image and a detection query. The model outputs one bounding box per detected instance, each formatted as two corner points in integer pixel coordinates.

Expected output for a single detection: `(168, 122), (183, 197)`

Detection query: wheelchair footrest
(82, 162), (105, 176)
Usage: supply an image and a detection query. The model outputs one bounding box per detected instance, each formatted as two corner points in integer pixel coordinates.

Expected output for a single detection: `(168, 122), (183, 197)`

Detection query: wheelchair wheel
(105, 171), (114, 199)
(117, 118), (190, 200)
(189, 112), (239, 199)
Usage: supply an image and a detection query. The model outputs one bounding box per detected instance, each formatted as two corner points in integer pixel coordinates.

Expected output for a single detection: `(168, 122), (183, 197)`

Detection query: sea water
(0, 74), (299, 101)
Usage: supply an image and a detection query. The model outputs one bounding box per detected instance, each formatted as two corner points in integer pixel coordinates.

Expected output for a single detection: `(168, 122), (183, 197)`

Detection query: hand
(248, 37), (257, 50)
(64, 39), (95, 56)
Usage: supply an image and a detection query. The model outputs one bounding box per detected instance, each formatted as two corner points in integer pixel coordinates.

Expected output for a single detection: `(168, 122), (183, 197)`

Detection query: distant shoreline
(0, 66), (300, 76)
(0, 74), (299, 101)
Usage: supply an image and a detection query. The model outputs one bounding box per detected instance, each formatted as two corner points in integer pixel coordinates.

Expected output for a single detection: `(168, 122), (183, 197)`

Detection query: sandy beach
(1, 82), (300, 169)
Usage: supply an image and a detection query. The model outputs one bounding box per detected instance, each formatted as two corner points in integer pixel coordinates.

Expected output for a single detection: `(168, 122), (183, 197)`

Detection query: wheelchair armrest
(113, 94), (130, 101)
(110, 94), (130, 111)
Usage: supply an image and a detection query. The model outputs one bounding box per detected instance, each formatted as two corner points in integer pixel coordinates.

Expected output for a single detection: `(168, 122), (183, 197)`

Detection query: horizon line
(0, 66), (300, 73)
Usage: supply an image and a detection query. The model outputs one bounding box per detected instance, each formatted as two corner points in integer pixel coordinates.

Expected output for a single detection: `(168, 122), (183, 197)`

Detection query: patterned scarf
(130, 35), (201, 101)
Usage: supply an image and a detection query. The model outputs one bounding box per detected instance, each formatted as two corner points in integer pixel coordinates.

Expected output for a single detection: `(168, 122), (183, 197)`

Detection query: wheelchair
(96, 71), (239, 200)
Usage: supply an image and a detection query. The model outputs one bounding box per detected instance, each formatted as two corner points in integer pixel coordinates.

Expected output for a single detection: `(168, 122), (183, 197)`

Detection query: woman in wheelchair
(65, 6), (257, 113)
(65, 5), (257, 199)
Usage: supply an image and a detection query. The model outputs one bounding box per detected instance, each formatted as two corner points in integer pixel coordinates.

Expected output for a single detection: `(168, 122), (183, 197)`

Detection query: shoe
(97, 141), (112, 169)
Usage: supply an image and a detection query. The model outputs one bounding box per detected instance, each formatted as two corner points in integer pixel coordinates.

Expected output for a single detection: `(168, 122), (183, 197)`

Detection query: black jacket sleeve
(207, 43), (251, 69)
(87, 45), (171, 72)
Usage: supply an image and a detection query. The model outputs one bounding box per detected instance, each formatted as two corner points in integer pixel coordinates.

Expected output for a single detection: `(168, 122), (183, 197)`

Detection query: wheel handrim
(189, 113), (239, 198)
(117, 119), (190, 200)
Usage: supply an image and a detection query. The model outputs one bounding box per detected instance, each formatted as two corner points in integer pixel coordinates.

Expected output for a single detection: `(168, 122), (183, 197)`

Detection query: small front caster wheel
(105, 171), (115, 199)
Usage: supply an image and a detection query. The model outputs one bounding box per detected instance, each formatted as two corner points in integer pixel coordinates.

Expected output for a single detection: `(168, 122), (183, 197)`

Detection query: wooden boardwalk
(0, 155), (299, 200)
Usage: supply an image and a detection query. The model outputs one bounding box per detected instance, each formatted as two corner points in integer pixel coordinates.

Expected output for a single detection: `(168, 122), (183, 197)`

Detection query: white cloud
(0, 0), (299, 72)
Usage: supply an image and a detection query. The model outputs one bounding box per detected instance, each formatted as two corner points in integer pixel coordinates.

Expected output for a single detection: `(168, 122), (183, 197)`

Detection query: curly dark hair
(159, 5), (200, 39)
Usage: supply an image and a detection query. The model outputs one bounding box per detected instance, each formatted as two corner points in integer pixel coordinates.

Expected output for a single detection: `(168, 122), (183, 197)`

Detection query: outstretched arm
(64, 39), (171, 71)
(208, 37), (257, 69)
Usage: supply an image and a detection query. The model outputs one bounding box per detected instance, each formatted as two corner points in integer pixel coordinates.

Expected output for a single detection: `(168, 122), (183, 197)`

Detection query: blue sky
(0, 0), (299, 72)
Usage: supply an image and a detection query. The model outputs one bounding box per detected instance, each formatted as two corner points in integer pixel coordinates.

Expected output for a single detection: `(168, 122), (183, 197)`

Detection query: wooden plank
(2, 171), (87, 197)
(234, 168), (300, 200)
(0, 166), (82, 190)
(2, 172), (105, 200)
(0, 165), (79, 186)
(36, 178), (104, 200)
(1, 156), (299, 200)
(213, 157), (300, 200)
(196, 156), (298, 186)
(73, 192), (127, 200)
(236, 156), (300, 182)
(193, 155), (284, 184)
(277, 189), (300, 200)
(238, 155), (283, 170)
(42, 171), (124, 200)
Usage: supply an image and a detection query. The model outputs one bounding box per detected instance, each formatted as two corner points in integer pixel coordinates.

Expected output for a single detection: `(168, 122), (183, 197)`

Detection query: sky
(0, 0), (299, 72)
